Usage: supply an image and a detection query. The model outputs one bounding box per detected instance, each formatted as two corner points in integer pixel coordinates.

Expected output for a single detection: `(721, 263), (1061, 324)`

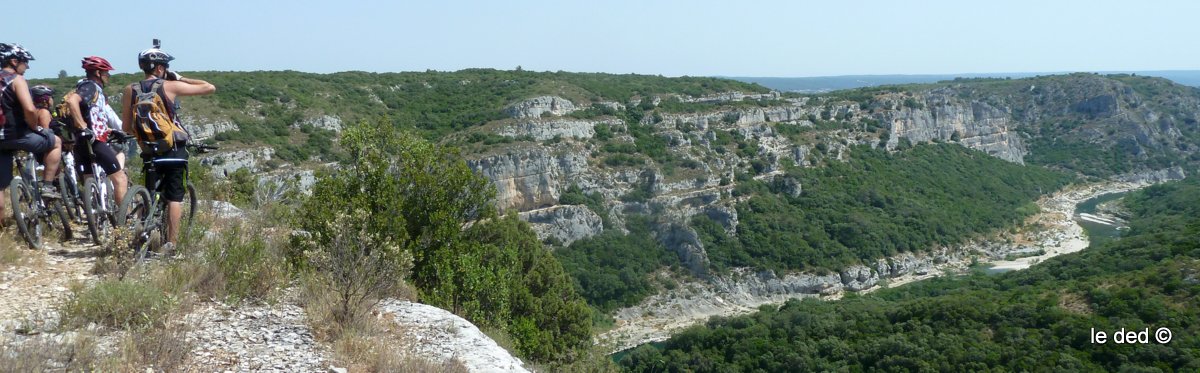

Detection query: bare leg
(167, 201), (181, 244)
(0, 188), (6, 225)
(42, 137), (61, 183)
(110, 170), (128, 207)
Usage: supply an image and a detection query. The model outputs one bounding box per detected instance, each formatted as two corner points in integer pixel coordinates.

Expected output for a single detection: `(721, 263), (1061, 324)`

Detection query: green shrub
(293, 120), (592, 363)
(61, 280), (172, 329)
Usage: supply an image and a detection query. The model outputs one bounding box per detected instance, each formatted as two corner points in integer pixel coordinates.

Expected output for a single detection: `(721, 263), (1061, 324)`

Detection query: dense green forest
(694, 144), (1073, 272)
(622, 177), (1200, 372)
(554, 214), (683, 313)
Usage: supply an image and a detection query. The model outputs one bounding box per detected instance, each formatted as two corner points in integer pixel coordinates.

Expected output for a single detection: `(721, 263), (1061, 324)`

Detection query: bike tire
(185, 182), (197, 229)
(116, 185), (152, 226)
(48, 198), (73, 242)
(57, 171), (77, 222)
(100, 178), (118, 241)
(61, 154), (84, 222)
(9, 177), (43, 250)
(130, 220), (151, 266)
(117, 186), (153, 265)
(81, 178), (103, 245)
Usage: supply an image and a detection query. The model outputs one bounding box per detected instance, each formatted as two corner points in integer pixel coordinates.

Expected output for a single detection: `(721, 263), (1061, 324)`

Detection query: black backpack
(0, 70), (16, 131)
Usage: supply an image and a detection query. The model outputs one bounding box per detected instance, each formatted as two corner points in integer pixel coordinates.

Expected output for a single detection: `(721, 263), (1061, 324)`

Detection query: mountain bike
(50, 122), (84, 224)
(9, 150), (73, 249)
(117, 142), (215, 263)
(75, 131), (135, 245)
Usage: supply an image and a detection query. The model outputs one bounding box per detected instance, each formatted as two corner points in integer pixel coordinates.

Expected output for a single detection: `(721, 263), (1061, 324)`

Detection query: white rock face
(468, 147), (590, 211)
(519, 205), (604, 246)
(198, 200), (246, 220)
(203, 148), (276, 178)
(881, 95), (1028, 164)
(378, 300), (529, 373)
(498, 119), (620, 141)
(293, 115), (343, 132)
(1115, 166), (1187, 183)
(679, 91), (781, 103)
(183, 116), (238, 142)
(506, 96), (578, 118)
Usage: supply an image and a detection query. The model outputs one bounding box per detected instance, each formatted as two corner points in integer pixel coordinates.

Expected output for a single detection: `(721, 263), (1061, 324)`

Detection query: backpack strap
(150, 79), (178, 122)
(0, 71), (17, 127)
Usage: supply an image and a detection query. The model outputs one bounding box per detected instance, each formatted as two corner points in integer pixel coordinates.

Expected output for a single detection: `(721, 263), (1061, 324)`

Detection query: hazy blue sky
(7, 0), (1198, 79)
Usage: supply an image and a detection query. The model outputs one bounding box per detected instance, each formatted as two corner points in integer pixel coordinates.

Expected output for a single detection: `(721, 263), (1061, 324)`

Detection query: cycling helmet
(30, 85), (54, 99)
(138, 47), (174, 65)
(0, 43), (35, 63)
(82, 56), (114, 71)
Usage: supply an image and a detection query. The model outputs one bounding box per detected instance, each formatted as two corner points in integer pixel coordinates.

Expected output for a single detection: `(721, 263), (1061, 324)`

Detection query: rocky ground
(597, 177), (1173, 353)
(378, 300), (530, 373)
(0, 224), (526, 372)
(0, 231), (97, 335)
(183, 297), (334, 372)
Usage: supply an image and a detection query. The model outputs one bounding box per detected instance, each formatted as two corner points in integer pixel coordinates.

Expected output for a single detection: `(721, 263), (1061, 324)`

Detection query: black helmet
(0, 43), (35, 63)
(30, 85), (54, 99)
(138, 47), (174, 65)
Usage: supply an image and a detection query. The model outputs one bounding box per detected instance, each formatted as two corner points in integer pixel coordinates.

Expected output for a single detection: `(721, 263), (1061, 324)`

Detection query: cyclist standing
(0, 43), (62, 222)
(119, 45), (215, 251)
(65, 56), (128, 206)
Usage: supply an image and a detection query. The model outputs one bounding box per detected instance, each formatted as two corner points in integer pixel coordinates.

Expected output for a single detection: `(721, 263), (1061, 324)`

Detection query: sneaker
(161, 242), (177, 258)
(39, 184), (61, 199)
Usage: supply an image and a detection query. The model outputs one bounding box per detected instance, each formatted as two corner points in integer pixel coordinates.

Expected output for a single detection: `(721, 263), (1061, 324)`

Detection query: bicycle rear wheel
(10, 177), (43, 250)
(184, 182), (197, 229)
(81, 178), (103, 244)
(46, 198), (73, 242)
(60, 154), (84, 222)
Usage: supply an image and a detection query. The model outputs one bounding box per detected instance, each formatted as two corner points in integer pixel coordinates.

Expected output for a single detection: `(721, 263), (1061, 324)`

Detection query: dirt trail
(0, 226), (102, 332)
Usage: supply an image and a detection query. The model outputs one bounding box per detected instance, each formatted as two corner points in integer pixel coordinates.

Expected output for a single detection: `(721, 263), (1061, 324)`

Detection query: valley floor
(598, 178), (1163, 353)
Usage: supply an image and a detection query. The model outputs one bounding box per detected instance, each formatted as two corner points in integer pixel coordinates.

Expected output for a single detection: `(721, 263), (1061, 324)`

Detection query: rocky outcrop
(679, 91), (781, 104)
(183, 117), (238, 142)
(1115, 166), (1187, 183)
(203, 148), (275, 178)
(378, 300), (529, 373)
(881, 98), (1028, 163)
(292, 115), (342, 132)
(519, 205), (603, 246)
(498, 119), (622, 141)
(506, 96), (578, 118)
(468, 147), (590, 211)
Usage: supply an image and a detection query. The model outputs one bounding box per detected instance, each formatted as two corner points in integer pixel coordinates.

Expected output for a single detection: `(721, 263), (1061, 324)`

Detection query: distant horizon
(8, 1), (1198, 80)
(35, 67), (1200, 80)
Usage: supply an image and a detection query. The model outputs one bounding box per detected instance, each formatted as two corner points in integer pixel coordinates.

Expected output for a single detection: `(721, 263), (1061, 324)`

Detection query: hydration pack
(0, 71), (16, 133)
(131, 78), (187, 153)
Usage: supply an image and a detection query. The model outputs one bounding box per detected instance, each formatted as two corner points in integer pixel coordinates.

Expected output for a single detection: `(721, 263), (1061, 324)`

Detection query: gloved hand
(79, 128), (95, 141)
(166, 70), (183, 81)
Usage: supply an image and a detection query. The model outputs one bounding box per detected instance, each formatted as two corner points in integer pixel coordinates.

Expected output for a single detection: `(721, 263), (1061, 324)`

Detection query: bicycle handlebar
(108, 130), (135, 144)
(189, 144), (219, 153)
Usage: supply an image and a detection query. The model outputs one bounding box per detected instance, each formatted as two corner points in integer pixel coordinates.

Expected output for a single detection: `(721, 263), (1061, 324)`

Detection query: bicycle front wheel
(9, 177), (43, 250)
(117, 186), (153, 264)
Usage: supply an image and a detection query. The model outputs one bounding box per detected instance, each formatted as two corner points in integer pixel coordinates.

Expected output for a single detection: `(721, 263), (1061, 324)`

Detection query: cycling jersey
(74, 79), (112, 142)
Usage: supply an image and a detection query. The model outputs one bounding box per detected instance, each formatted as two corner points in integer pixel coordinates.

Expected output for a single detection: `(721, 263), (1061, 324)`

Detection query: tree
(58, 69), (67, 79)
(294, 120), (592, 363)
